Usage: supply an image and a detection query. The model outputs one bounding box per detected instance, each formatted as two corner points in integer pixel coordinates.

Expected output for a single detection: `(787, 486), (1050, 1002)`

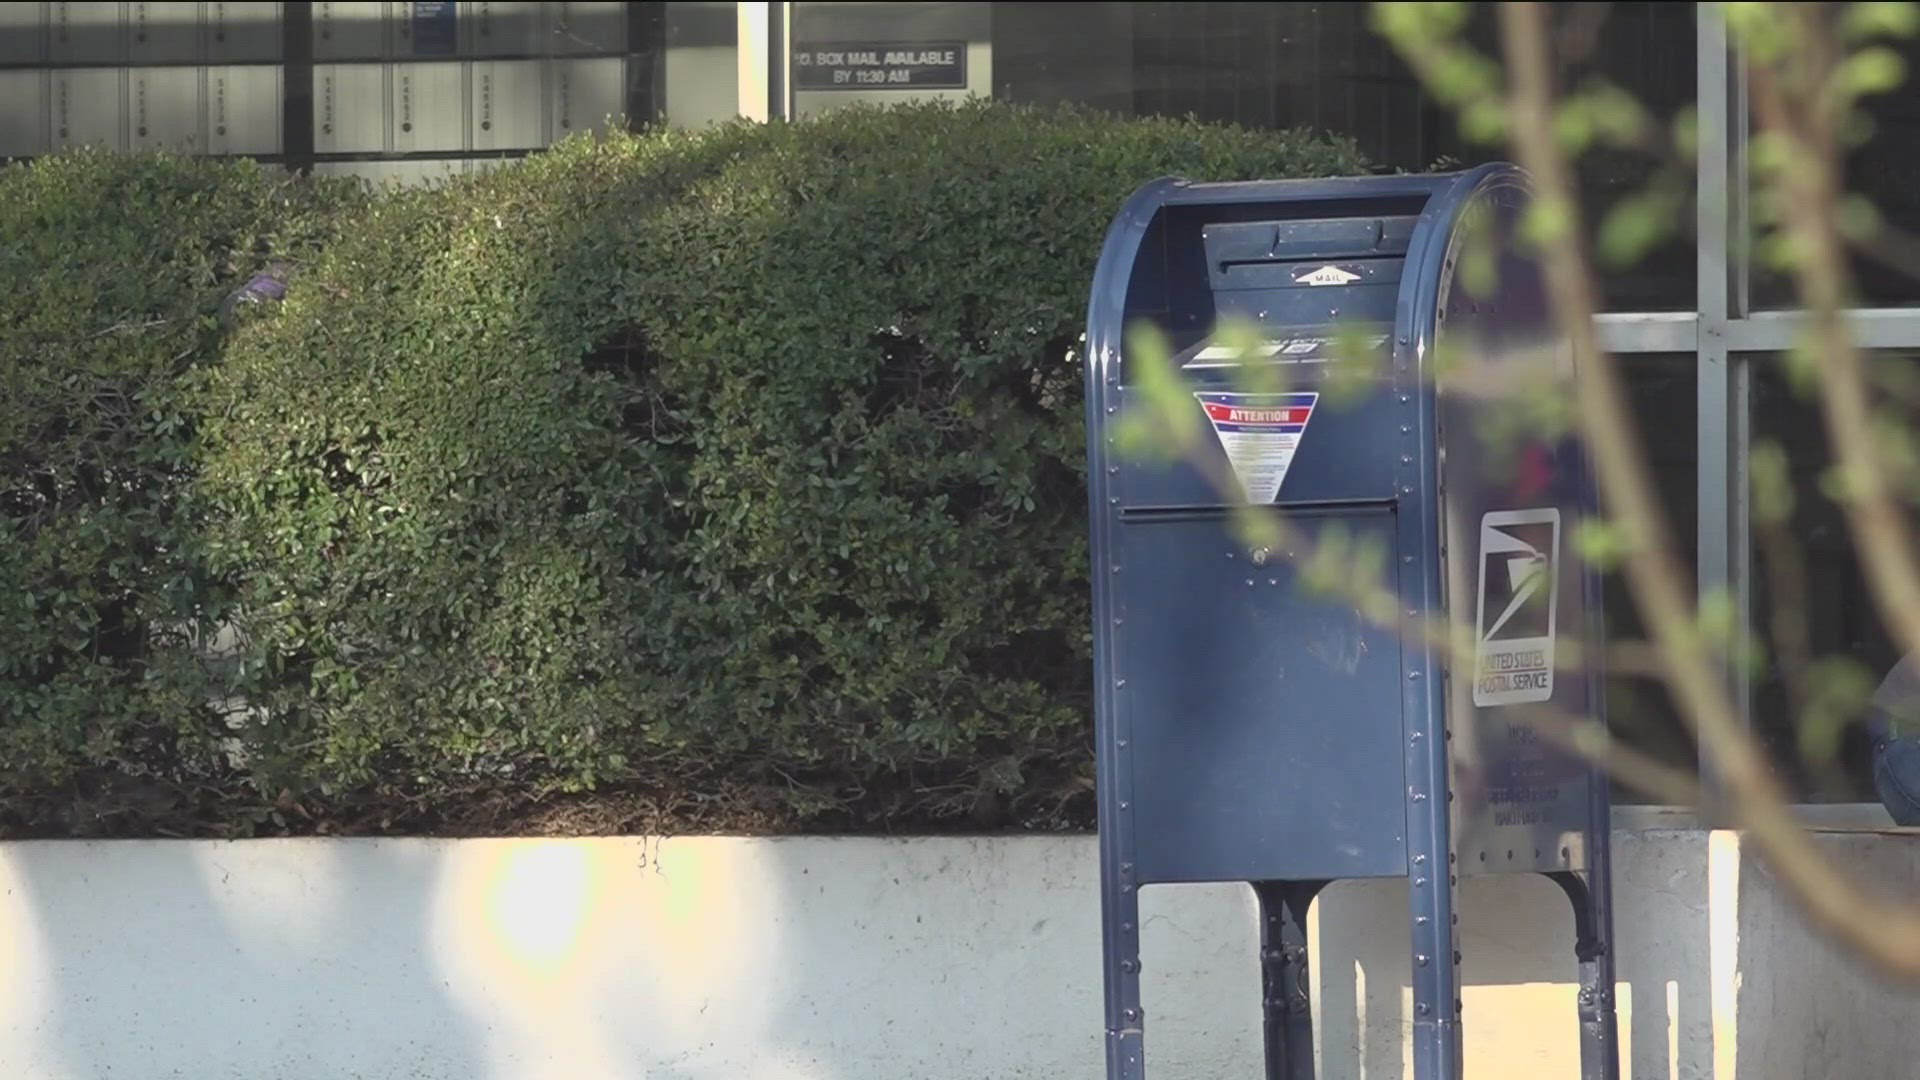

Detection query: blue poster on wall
(412, 1), (458, 56)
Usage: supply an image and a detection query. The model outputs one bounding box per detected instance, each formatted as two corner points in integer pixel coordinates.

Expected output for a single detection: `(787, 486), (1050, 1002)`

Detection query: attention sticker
(1194, 391), (1318, 504)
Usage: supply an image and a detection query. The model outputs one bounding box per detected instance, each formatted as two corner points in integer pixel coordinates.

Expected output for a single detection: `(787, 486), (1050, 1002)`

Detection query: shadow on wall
(746, 835), (1136, 1080)
(0, 837), (801, 1080)
(0, 839), (490, 1080)
(1312, 829), (1712, 1080)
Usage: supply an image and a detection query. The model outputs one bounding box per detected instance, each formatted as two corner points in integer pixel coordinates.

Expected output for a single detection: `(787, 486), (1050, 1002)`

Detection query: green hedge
(0, 149), (360, 832)
(4, 102), (1365, 836)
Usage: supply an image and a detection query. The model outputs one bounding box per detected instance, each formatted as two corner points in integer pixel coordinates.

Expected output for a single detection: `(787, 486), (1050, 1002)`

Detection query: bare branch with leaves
(1117, 0), (1920, 978)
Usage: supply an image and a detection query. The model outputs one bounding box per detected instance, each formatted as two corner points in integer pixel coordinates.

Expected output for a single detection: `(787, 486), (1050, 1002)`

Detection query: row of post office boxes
(0, 64), (280, 156)
(0, 57), (625, 157)
(317, 57), (625, 153)
(0, 3), (628, 66)
(317, 1), (625, 60)
(1, 3), (283, 65)
(311, 153), (512, 186)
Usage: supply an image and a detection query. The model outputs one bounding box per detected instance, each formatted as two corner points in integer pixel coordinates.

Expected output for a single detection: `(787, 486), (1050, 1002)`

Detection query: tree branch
(1499, 0), (1920, 978)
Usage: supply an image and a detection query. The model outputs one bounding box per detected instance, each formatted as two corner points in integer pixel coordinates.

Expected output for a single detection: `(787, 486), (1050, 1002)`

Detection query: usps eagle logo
(1472, 508), (1561, 707)
(1194, 392), (1319, 504)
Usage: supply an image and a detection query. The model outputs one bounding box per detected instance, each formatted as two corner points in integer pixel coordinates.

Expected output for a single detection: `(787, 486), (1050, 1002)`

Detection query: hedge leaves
(4, 102), (1365, 835)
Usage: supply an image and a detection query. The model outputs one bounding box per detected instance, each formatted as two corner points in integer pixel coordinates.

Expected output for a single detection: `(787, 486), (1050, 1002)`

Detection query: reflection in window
(1600, 356), (1701, 800)
(1753, 30), (1920, 309)
(1749, 353), (1920, 801)
(664, 1), (739, 129)
(0, 3), (735, 186)
(989, 1), (1697, 312)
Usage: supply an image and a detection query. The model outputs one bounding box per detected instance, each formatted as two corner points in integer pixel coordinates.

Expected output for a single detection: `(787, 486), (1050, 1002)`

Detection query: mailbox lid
(1106, 197), (1427, 511)
(1201, 213), (1417, 325)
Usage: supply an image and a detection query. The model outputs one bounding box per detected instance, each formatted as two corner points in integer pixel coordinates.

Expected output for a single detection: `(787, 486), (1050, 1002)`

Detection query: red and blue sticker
(1194, 391), (1319, 504)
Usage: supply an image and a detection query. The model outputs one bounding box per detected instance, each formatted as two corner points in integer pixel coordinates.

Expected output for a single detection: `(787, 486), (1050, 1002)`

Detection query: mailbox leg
(1546, 871), (1619, 1080)
(1104, 882), (1146, 1080)
(1407, 870), (1463, 1080)
(1253, 880), (1325, 1080)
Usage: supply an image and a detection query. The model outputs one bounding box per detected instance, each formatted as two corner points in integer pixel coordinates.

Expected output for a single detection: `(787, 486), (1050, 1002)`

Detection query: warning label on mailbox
(1194, 391), (1318, 504)
(1473, 508), (1559, 707)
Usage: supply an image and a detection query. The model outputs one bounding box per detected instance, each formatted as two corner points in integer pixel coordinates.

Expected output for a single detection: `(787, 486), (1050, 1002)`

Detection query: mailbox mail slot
(1084, 165), (1619, 1080)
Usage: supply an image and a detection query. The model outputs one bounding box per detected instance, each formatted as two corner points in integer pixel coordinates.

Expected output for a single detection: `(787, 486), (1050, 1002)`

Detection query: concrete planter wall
(0, 810), (1914, 1078)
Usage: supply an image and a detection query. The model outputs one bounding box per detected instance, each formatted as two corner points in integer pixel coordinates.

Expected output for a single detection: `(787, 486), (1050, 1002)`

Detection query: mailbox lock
(1250, 547), (1271, 566)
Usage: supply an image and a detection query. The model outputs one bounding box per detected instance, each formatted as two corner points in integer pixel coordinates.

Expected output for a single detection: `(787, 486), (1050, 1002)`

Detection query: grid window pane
(988, 1), (1698, 312)
(1602, 355), (1702, 800)
(1748, 352), (1920, 801)
(1752, 30), (1920, 310)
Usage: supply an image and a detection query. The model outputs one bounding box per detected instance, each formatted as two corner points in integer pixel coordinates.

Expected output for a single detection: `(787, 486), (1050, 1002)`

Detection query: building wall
(0, 818), (1913, 1079)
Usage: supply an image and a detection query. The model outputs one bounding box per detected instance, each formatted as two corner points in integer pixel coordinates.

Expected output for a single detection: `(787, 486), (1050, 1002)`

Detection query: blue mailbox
(1084, 164), (1618, 1080)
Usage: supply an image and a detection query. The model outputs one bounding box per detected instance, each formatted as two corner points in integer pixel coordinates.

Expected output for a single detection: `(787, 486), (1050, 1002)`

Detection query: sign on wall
(411, 1), (458, 56)
(793, 42), (967, 90)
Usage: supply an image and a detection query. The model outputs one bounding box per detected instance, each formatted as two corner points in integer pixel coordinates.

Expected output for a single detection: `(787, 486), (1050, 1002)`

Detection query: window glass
(1748, 352), (1920, 801)
(0, 3), (284, 159)
(0, 3), (724, 185)
(986, 2), (1697, 312)
(1752, 30), (1920, 309)
(1603, 355), (1702, 800)
(663, 1), (739, 129)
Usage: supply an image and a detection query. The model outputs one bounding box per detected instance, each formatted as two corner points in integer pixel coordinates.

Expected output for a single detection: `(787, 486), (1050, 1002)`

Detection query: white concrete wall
(0, 817), (1915, 1078)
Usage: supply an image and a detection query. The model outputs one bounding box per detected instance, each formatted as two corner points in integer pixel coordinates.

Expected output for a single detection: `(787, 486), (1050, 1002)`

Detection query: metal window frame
(1615, 4), (1920, 810)
(1693, 2), (1751, 818)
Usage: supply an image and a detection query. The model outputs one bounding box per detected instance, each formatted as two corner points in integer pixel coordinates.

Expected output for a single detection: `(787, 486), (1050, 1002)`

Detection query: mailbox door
(1114, 506), (1409, 884)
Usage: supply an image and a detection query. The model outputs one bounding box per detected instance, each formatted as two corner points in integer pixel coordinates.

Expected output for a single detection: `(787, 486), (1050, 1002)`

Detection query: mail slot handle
(1202, 215), (1418, 267)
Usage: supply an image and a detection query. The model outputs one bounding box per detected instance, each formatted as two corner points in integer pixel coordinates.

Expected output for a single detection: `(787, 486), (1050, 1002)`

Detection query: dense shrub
(6, 102), (1365, 835)
(0, 150), (359, 831)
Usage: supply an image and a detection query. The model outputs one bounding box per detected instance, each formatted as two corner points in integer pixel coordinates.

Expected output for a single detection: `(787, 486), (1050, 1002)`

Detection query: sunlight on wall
(485, 842), (600, 973)
(430, 837), (784, 1079)
(1353, 958), (1369, 1080)
(1667, 978), (1682, 1079)
(1313, 869), (1654, 1080)
(1385, 981), (1633, 1078)
(1709, 830), (1742, 1080)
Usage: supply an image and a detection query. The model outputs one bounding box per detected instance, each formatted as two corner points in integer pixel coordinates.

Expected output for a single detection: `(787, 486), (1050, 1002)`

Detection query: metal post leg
(1254, 881), (1326, 1080)
(1546, 871), (1620, 1080)
(1104, 883), (1145, 1080)
(1407, 863), (1462, 1080)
